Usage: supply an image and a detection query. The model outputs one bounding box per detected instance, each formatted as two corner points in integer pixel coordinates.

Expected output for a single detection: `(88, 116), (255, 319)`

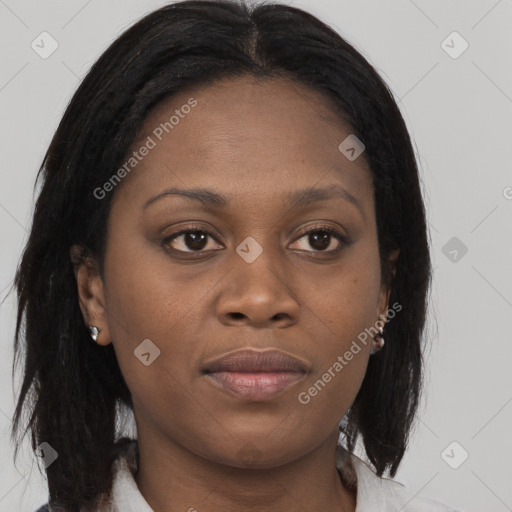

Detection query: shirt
(35, 440), (463, 512)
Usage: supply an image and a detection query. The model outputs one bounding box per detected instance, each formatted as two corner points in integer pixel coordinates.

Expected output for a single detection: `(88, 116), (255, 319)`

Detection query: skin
(71, 75), (399, 512)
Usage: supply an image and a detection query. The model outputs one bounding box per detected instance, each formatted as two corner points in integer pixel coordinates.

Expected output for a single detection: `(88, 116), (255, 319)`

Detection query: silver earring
(88, 326), (101, 342)
(371, 326), (385, 355)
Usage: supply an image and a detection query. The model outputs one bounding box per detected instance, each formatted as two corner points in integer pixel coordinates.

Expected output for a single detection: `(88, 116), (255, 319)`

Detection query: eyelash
(162, 224), (349, 255)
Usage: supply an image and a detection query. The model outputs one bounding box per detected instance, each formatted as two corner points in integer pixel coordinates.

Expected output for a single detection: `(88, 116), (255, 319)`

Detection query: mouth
(202, 348), (309, 401)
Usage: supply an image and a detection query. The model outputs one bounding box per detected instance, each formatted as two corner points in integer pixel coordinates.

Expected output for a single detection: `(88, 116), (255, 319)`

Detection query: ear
(70, 244), (112, 346)
(376, 248), (400, 322)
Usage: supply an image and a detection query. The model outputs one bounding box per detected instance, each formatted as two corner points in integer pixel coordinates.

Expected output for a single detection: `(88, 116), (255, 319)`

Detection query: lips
(202, 348), (309, 401)
(203, 348), (309, 373)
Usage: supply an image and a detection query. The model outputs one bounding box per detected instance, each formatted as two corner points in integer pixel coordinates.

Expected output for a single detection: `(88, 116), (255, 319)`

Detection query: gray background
(1, 0), (511, 510)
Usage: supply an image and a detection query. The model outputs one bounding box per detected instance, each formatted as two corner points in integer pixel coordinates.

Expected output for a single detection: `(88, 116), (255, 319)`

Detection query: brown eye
(307, 230), (333, 251)
(162, 224), (349, 255)
(163, 228), (222, 253)
(290, 226), (348, 253)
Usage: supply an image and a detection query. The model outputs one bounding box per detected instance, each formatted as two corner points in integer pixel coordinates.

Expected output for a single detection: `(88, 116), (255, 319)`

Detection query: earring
(88, 325), (101, 342)
(371, 326), (385, 355)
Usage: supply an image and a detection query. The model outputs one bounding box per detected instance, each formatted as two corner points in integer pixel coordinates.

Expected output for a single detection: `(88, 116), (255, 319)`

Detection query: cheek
(296, 346), (368, 426)
(103, 211), (209, 337)
(295, 242), (381, 410)
(305, 239), (382, 340)
(101, 236), (211, 442)
(101, 223), (201, 383)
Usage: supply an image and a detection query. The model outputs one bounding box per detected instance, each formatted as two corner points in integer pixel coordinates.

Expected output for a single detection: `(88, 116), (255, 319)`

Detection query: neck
(133, 431), (356, 512)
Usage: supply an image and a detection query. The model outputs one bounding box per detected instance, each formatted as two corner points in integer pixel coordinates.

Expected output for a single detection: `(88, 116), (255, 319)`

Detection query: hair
(10, 0), (431, 510)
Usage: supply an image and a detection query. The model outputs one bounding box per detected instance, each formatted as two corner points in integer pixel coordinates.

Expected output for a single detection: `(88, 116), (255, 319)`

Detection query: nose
(216, 247), (300, 329)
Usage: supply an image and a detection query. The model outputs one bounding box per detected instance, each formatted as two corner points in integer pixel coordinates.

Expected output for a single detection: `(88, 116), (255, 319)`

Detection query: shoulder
(337, 446), (464, 512)
(401, 494), (464, 511)
(354, 458), (463, 511)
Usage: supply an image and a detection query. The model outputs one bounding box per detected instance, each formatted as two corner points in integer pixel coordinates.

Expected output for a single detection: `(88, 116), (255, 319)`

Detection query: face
(73, 75), (398, 469)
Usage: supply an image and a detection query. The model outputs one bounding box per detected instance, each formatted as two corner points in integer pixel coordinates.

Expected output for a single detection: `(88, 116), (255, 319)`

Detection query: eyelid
(290, 223), (350, 254)
(294, 223), (349, 243)
(162, 223), (224, 250)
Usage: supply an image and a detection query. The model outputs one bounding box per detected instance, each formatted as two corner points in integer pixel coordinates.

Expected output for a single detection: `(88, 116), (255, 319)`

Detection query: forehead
(113, 75), (373, 212)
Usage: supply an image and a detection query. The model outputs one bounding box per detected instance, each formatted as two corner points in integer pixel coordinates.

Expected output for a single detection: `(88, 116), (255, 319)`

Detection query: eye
(162, 226), (223, 253)
(162, 224), (349, 255)
(290, 225), (349, 253)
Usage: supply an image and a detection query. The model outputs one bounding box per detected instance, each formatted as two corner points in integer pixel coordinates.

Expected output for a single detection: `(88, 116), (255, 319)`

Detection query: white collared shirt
(63, 441), (462, 512)
(94, 442), (461, 512)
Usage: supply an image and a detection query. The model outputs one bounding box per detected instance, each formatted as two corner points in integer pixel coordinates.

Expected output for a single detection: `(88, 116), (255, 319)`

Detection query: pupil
(310, 231), (330, 251)
(186, 232), (207, 250)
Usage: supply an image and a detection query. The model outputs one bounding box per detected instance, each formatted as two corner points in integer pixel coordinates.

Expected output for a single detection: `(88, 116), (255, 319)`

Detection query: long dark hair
(10, 1), (431, 510)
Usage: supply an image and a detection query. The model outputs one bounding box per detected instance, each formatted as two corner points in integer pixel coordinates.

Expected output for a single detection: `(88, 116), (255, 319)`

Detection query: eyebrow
(143, 184), (364, 218)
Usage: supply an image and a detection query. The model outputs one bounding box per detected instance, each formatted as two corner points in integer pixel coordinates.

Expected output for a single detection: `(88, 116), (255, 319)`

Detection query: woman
(12, 1), (462, 510)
